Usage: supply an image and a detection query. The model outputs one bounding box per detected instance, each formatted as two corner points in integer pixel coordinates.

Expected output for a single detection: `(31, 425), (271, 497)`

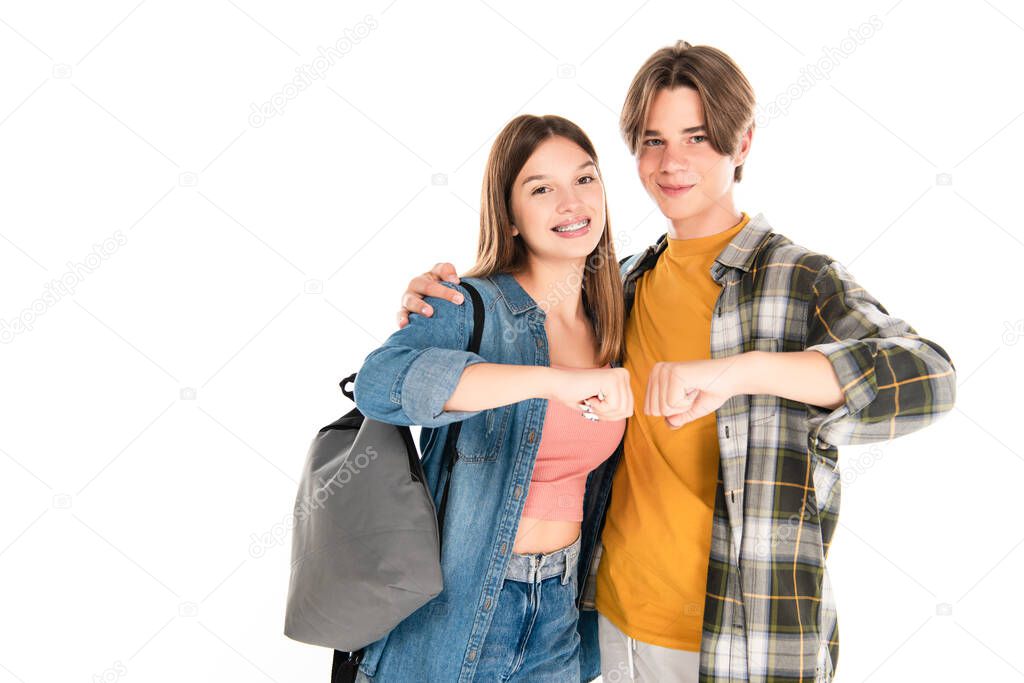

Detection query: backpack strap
(339, 372), (357, 401)
(436, 280), (484, 538)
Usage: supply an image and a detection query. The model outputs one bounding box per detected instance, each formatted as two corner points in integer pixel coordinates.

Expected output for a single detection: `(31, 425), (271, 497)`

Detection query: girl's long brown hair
(463, 114), (625, 366)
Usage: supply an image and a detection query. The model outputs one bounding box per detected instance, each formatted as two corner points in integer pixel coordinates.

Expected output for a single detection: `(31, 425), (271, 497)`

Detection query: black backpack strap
(331, 647), (362, 682)
(339, 372), (357, 401)
(435, 281), (484, 538)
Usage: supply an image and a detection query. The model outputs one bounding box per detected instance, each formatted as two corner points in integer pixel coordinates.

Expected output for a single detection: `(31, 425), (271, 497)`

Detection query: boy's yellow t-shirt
(595, 213), (750, 650)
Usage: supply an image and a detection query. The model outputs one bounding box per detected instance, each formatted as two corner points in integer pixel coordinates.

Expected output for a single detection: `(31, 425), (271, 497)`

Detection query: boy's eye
(691, 135), (707, 144)
(642, 138), (663, 147)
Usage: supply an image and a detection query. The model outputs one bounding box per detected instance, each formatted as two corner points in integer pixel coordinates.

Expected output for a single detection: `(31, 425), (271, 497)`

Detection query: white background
(1, 1), (1022, 681)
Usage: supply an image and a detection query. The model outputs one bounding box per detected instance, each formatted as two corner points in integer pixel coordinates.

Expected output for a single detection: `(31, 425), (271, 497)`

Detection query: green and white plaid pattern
(582, 212), (956, 682)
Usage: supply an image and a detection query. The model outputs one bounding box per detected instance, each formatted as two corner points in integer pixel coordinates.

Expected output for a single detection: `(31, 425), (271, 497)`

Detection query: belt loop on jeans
(561, 534), (579, 585)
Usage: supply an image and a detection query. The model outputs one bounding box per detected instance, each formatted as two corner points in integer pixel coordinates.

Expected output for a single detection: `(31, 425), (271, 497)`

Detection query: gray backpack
(283, 281), (484, 680)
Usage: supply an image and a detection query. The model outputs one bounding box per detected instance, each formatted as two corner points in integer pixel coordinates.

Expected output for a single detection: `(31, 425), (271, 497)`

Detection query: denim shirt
(352, 270), (623, 683)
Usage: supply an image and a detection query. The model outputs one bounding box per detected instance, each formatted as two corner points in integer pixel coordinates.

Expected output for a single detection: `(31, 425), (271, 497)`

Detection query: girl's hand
(545, 367), (634, 421)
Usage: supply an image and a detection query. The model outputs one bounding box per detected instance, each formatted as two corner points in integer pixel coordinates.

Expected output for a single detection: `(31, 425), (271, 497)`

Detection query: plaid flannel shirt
(580, 212), (956, 682)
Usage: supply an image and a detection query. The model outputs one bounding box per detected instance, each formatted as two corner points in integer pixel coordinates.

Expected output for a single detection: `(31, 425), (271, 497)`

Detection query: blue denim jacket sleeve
(353, 281), (488, 428)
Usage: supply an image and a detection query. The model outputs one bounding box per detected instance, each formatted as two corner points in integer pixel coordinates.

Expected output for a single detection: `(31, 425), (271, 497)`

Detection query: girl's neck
(512, 259), (587, 326)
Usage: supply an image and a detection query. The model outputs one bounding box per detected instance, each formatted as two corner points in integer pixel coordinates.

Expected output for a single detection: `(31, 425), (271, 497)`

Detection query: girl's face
(508, 136), (606, 265)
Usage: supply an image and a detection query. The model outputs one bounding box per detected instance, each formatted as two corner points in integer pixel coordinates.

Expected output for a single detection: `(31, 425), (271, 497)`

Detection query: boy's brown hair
(620, 40), (756, 181)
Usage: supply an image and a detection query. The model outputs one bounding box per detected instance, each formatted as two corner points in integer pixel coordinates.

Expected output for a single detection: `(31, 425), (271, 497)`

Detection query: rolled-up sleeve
(804, 260), (957, 447)
(353, 282), (487, 427)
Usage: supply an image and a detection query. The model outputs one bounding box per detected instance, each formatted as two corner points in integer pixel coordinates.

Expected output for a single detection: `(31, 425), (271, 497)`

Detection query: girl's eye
(578, 175), (595, 184)
(642, 138), (663, 147)
(531, 186), (550, 195)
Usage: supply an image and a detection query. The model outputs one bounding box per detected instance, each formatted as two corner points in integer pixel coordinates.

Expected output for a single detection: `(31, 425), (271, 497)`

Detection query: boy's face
(636, 86), (750, 227)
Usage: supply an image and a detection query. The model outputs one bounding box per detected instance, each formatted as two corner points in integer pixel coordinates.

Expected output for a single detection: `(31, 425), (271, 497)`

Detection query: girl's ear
(511, 225), (519, 237)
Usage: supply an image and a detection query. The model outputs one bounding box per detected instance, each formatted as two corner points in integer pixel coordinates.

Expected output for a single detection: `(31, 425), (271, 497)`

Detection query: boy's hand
(397, 262), (462, 328)
(645, 359), (741, 429)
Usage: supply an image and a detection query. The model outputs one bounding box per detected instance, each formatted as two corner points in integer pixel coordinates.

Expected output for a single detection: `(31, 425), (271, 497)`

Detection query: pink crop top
(520, 363), (627, 522)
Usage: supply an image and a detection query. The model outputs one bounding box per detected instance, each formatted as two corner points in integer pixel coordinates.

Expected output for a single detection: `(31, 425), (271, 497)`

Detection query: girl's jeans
(474, 532), (582, 682)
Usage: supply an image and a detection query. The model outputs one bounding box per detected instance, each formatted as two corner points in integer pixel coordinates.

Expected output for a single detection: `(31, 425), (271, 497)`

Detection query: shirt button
(514, 485), (523, 499)
(500, 542), (507, 554)
(528, 431), (535, 443)
(484, 597), (492, 610)
(468, 649), (477, 661)
(536, 338), (543, 348)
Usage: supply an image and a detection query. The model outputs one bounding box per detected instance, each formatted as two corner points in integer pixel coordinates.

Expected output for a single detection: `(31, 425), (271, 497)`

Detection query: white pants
(597, 612), (700, 682)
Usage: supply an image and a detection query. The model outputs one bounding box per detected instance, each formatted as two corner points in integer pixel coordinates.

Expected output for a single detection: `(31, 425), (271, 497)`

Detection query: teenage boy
(393, 41), (955, 682)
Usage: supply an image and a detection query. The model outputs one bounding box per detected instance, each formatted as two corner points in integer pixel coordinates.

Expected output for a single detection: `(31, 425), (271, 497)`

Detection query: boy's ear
(735, 126), (754, 166)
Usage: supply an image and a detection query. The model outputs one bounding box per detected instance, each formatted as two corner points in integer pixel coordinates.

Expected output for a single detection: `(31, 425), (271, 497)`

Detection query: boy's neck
(667, 194), (744, 240)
